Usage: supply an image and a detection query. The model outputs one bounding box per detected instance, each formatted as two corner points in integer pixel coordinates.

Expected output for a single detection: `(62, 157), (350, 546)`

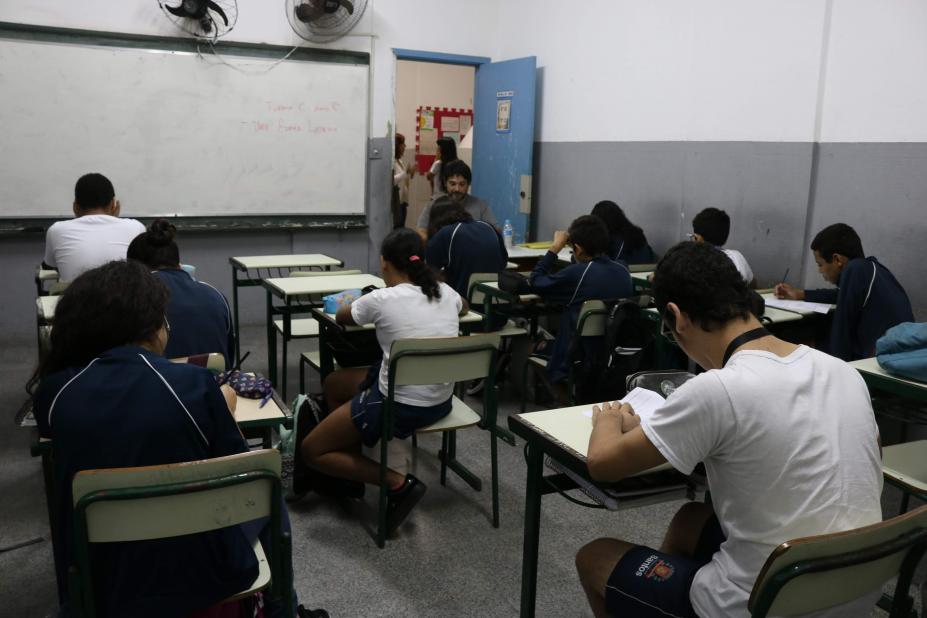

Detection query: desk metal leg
(266, 290), (278, 387)
(282, 310), (291, 401)
(232, 268), (242, 366)
(319, 322), (334, 381)
(520, 441), (543, 618)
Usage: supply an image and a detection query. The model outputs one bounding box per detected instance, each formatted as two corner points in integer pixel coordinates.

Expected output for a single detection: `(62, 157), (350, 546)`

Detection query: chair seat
(496, 320), (528, 338)
(416, 396), (481, 434)
(273, 318), (319, 338)
(883, 440), (927, 494)
(224, 538), (271, 602)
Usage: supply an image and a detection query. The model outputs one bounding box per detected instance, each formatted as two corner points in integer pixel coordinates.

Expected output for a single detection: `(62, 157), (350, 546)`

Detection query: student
(530, 215), (633, 386)
(575, 241), (882, 618)
(425, 196), (508, 298)
(427, 137), (458, 198)
(43, 172), (145, 282)
(590, 200), (656, 265)
(302, 228), (466, 534)
(392, 132), (414, 229)
(775, 222), (914, 361)
(691, 206), (756, 287)
(31, 260), (323, 618)
(127, 218), (235, 368)
(416, 159), (496, 238)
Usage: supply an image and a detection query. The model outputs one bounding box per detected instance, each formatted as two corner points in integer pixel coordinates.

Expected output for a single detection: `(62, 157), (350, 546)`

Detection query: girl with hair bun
(127, 218), (235, 368)
(301, 228), (467, 533)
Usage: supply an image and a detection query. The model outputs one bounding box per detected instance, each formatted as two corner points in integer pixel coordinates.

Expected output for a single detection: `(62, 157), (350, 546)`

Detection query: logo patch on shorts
(634, 554), (675, 582)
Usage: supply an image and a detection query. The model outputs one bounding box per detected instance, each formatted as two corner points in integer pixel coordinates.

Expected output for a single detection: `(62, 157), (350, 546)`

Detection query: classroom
(2, 1), (927, 617)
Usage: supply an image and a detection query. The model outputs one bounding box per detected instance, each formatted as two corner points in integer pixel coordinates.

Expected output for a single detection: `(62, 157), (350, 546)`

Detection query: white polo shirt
(44, 215), (146, 282)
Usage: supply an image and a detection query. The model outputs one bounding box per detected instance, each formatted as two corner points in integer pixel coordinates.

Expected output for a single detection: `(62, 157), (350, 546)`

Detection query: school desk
(35, 266), (59, 296)
(850, 357), (927, 404)
(261, 273), (384, 396)
(508, 405), (698, 618)
(630, 270), (654, 293)
(36, 295), (59, 321)
(229, 254), (343, 364)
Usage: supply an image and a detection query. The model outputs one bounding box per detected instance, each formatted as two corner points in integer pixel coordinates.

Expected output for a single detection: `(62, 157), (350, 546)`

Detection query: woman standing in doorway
(427, 136), (458, 198)
(392, 132), (415, 229)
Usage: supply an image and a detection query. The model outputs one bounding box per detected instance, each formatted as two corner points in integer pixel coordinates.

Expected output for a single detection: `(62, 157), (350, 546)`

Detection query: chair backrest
(576, 300), (608, 337)
(169, 352), (226, 374)
(748, 503), (927, 617)
(72, 449), (281, 543)
(467, 272), (500, 306)
(388, 334), (501, 387)
(289, 269), (362, 278)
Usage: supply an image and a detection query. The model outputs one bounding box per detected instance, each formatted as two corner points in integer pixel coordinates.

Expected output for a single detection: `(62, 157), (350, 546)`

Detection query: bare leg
(660, 502), (717, 557)
(322, 367), (368, 412)
(575, 538), (637, 618)
(301, 403), (405, 488)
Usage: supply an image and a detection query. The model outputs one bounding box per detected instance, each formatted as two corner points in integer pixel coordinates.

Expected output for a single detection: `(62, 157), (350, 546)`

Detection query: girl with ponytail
(301, 228), (467, 532)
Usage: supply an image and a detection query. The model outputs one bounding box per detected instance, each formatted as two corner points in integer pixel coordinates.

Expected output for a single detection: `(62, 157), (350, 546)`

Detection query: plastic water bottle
(503, 219), (514, 249)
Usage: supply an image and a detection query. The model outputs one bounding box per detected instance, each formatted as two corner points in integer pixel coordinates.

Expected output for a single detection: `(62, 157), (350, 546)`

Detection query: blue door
(471, 56), (537, 243)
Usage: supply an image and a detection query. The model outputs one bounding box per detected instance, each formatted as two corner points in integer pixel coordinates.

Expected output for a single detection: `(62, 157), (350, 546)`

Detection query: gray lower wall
(533, 140), (926, 319)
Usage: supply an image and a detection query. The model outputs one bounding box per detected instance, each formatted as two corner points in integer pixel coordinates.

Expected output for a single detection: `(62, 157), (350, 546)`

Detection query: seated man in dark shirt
(425, 196), (508, 299)
(775, 222), (913, 361)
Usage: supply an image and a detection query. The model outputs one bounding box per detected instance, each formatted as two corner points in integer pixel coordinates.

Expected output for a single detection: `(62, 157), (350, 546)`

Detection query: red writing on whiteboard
(311, 126), (337, 134)
(278, 120), (303, 133)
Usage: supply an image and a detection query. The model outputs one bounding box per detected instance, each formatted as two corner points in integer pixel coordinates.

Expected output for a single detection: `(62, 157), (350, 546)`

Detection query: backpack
(572, 296), (656, 404)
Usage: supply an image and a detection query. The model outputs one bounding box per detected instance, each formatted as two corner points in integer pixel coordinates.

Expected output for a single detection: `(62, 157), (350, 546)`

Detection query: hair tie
(409, 255), (420, 262)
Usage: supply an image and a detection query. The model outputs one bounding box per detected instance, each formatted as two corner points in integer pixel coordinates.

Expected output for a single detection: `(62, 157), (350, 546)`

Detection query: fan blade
(165, 3), (188, 18)
(206, 0), (229, 26)
(340, 0), (354, 15)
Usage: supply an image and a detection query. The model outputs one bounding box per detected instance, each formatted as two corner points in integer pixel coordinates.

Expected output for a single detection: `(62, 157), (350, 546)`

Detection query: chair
(467, 272), (529, 339)
(68, 449), (292, 618)
(375, 333), (502, 547)
(747, 503), (927, 617)
(883, 440), (927, 514)
(520, 300), (608, 412)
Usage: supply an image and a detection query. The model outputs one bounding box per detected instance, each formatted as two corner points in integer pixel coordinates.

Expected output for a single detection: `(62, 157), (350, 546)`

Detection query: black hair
(381, 228), (442, 301)
(810, 223), (864, 261)
(427, 196), (472, 239)
(442, 159), (472, 185)
(31, 260), (169, 385)
(567, 215), (609, 257)
(127, 218), (181, 270)
(436, 137), (458, 162)
(74, 173), (115, 211)
(692, 207), (731, 246)
(653, 241), (752, 331)
(590, 200), (648, 250)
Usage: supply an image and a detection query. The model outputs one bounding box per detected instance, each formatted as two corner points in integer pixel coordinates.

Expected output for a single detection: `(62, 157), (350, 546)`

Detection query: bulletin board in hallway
(414, 106), (473, 173)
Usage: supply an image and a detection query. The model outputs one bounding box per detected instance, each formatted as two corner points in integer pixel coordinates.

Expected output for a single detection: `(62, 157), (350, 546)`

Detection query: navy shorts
(605, 515), (725, 618)
(350, 383), (453, 448)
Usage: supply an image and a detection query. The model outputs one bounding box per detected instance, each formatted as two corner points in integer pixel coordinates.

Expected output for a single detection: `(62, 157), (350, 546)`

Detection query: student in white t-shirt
(691, 207), (756, 288)
(575, 241), (883, 618)
(302, 228), (467, 534)
(43, 173), (145, 282)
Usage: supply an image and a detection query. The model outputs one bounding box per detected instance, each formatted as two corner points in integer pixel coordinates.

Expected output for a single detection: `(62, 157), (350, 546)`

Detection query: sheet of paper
(582, 387), (667, 422)
(765, 297), (832, 315)
(440, 115), (460, 132)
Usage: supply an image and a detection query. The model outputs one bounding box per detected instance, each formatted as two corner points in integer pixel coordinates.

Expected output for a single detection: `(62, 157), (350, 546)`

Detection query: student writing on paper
(575, 241), (882, 618)
(690, 207), (756, 287)
(128, 218), (235, 369)
(302, 229), (468, 535)
(774, 223), (913, 361)
(43, 172), (145, 282)
(29, 261), (322, 618)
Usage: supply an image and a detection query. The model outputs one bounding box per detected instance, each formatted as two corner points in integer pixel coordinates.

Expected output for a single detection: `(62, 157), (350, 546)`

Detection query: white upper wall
(818, 0), (927, 142)
(495, 0), (827, 143)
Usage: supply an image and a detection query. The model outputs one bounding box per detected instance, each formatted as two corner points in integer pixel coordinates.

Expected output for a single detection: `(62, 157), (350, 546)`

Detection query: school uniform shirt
(426, 219), (508, 298)
(722, 248), (754, 284)
(35, 346), (256, 618)
(351, 282), (463, 406)
(607, 234), (656, 266)
(639, 345), (883, 618)
(155, 268), (235, 369)
(417, 193), (497, 230)
(44, 214), (146, 282)
(804, 256), (914, 361)
(529, 252), (633, 382)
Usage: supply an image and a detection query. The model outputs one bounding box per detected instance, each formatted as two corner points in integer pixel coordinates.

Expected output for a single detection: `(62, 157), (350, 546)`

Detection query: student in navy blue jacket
(30, 261), (321, 618)
(775, 223), (914, 361)
(128, 219), (235, 369)
(530, 215), (634, 385)
(425, 196), (508, 298)
(591, 200), (656, 265)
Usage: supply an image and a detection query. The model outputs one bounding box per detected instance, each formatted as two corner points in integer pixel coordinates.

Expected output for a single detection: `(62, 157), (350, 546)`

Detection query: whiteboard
(0, 36), (369, 217)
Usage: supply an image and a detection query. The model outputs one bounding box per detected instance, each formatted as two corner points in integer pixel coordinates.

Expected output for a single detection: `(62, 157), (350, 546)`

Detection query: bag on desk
(498, 270), (531, 295)
(877, 322), (927, 383)
(216, 370), (272, 399)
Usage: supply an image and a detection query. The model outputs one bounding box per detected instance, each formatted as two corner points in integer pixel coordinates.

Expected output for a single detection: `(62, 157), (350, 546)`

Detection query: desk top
(235, 392), (287, 426)
(312, 308), (484, 332)
(507, 246), (573, 262)
(230, 254), (343, 270)
(37, 295), (59, 320)
(760, 293), (835, 316)
(478, 281), (541, 303)
(631, 270), (654, 282)
(850, 357), (927, 392)
(263, 273), (385, 299)
(37, 268), (59, 281)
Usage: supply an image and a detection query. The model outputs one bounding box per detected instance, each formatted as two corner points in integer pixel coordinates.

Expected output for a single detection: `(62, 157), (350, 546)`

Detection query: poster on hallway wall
(414, 106), (473, 174)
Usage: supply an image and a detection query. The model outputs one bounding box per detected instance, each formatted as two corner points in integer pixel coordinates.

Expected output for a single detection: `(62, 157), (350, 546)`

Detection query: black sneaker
(386, 474), (427, 535)
(297, 605), (330, 618)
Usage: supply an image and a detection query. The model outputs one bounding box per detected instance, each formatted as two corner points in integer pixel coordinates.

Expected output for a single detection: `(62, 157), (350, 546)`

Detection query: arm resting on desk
(336, 304), (358, 326)
(587, 417), (666, 483)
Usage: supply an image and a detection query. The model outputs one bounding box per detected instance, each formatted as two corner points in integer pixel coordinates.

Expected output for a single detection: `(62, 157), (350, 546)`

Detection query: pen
(781, 267), (790, 285)
(217, 351), (250, 387)
(258, 391), (273, 408)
